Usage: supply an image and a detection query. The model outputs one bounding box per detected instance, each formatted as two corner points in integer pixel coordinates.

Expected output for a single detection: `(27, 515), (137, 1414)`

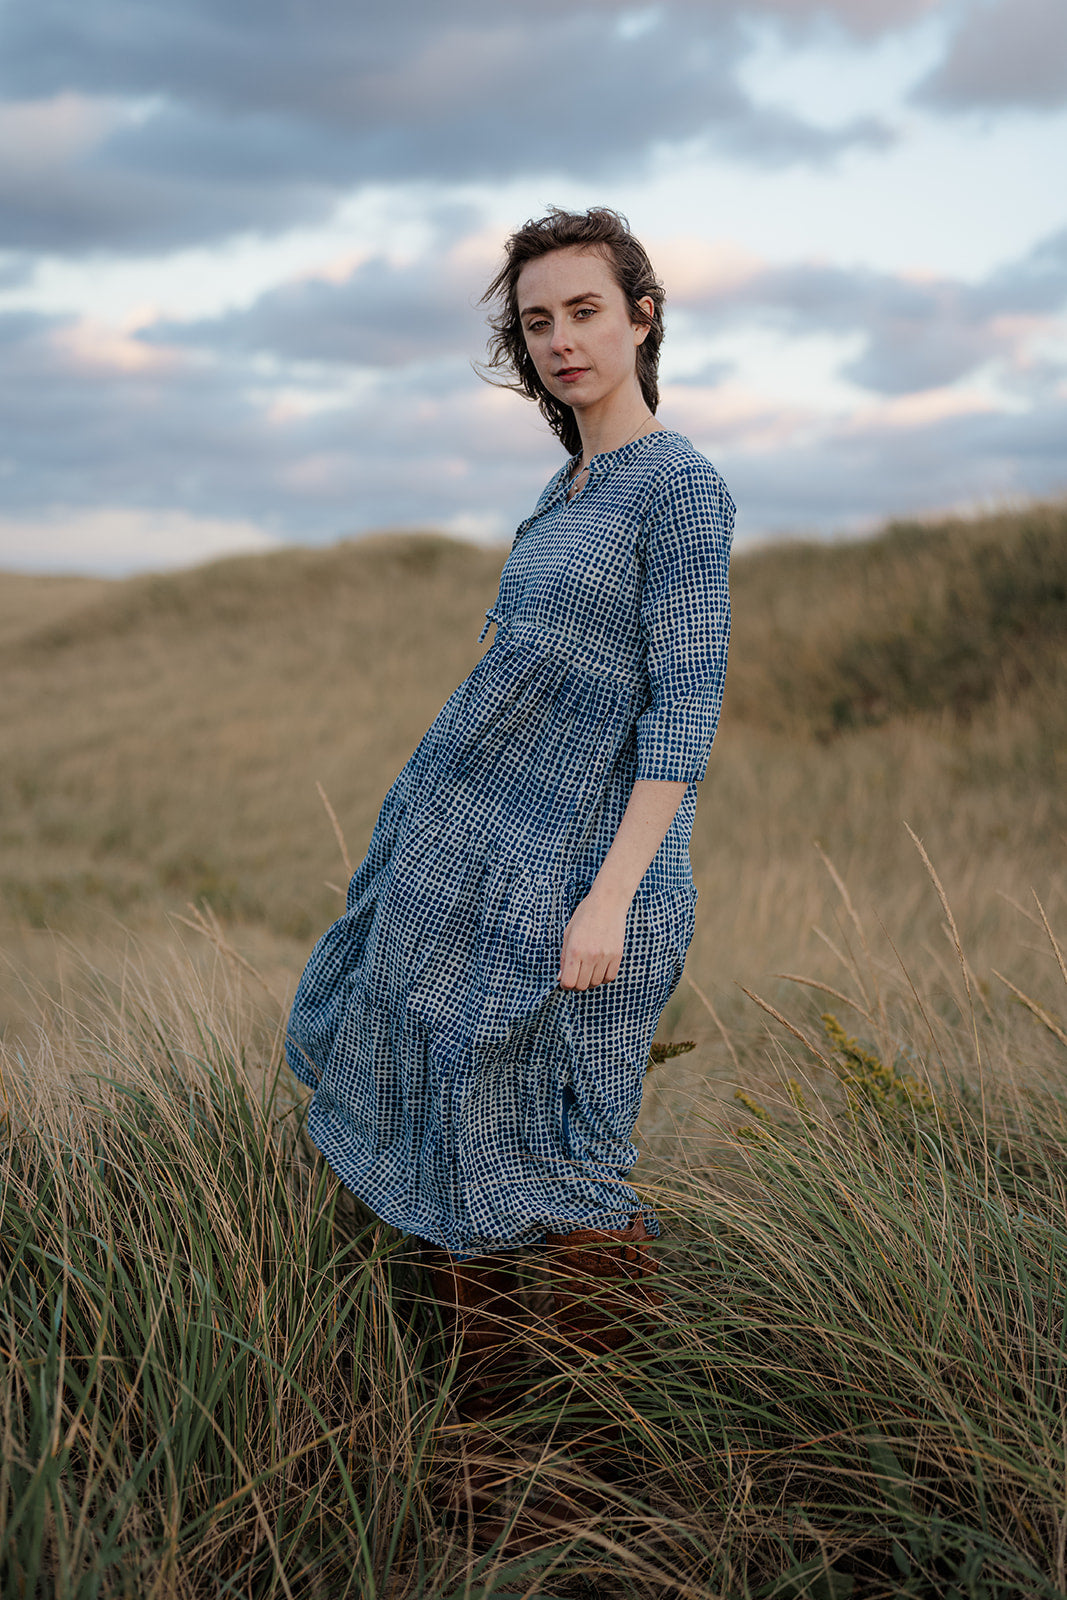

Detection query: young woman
(286, 206), (735, 1429)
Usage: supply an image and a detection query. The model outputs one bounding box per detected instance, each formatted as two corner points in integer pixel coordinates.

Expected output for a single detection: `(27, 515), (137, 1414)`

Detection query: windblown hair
(480, 206), (665, 457)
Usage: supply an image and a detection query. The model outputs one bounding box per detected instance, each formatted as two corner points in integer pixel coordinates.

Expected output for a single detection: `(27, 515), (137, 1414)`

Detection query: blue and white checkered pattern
(286, 429), (735, 1258)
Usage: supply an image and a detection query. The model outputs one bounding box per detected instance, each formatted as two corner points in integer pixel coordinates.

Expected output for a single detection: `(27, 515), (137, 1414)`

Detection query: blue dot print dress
(286, 429), (735, 1258)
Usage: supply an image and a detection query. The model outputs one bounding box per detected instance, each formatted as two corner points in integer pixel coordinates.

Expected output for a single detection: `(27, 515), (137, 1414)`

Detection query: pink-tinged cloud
(0, 92), (117, 170)
(842, 385), (999, 433)
(662, 380), (818, 452)
(52, 315), (181, 375)
(651, 237), (765, 303)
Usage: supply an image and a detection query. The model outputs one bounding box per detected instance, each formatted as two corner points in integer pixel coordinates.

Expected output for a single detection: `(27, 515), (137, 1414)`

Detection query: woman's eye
(574, 307), (595, 319)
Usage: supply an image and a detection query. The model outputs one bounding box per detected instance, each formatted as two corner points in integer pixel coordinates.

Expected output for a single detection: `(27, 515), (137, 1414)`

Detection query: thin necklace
(566, 413), (656, 501)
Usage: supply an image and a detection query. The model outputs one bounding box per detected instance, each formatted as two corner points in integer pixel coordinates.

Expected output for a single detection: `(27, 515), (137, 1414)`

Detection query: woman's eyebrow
(520, 291), (605, 318)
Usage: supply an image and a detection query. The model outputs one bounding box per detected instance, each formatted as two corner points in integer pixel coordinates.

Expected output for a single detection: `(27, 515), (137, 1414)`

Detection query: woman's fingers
(558, 894), (628, 989)
(559, 954), (617, 990)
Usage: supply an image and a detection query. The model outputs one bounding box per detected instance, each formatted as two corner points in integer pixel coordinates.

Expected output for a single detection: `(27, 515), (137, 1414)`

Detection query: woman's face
(516, 246), (652, 420)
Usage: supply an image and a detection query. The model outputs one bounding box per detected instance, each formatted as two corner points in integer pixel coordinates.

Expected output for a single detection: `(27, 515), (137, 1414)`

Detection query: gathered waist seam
(479, 610), (642, 691)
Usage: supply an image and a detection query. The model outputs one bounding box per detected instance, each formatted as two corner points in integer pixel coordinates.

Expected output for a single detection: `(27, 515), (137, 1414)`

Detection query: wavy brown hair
(479, 206), (665, 457)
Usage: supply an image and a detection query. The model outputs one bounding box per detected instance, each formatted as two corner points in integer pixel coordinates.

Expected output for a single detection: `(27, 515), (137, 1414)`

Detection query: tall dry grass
(2, 854), (1066, 1596)
(2, 500), (1066, 1594)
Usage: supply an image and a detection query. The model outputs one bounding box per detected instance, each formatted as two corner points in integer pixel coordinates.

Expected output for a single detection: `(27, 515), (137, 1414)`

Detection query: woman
(286, 206), (735, 1428)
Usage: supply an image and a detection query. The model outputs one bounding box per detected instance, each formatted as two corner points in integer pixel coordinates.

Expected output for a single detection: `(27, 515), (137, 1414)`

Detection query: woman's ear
(633, 295), (655, 343)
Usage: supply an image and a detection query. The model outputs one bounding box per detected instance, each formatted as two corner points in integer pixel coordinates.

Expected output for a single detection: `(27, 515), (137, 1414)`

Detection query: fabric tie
(478, 606), (502, 645)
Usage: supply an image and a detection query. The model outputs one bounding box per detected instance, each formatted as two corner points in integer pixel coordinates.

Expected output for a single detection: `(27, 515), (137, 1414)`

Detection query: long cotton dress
(286, 428), (735, 1259)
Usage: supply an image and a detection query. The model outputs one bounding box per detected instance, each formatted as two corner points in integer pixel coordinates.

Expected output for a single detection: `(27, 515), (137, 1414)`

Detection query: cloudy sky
(0, 0), (1064, 574)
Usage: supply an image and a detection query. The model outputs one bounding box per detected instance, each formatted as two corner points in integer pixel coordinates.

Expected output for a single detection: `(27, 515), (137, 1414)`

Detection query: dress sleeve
(634, 458), (735, 783)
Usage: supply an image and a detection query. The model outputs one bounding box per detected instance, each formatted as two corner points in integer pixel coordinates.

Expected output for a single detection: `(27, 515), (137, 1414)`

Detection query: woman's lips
(556, 367), (588, 384)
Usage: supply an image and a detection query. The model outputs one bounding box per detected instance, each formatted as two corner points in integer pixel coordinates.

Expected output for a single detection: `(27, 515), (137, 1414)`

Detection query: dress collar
(553, 427), (678, 507)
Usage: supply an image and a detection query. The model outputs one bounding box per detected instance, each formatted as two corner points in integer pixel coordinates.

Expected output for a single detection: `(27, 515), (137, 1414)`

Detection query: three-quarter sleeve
(634, 459), (735, 783)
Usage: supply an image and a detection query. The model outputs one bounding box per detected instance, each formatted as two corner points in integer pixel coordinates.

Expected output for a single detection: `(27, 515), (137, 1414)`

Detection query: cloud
(0, 256), (33, 289)
(1, 0), (1063, 574)
(0, 93), (341, 254)
(148, 250), (487, 369)
(914, 0), (1067, 111)
(739, 0), (941, 41)
(0, 303), (557, 563)
(0, 507), (280, 576)
(669, 226), (1067, 394)
(160, 223), (1067, 399)
(685, 385), (1067, 535)
(0, 1), (898, 255)
(1, 211), (1064, 574)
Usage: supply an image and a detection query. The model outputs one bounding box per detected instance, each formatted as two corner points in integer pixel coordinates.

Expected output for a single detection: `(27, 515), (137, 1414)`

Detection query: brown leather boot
(542, 1212), (663, 1357)
(421, 1247), (529, 1426)
(539, 1214), (664, 1475)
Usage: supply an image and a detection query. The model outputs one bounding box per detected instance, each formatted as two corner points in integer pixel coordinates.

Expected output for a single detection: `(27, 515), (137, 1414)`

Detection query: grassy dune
(1, 500), (1063, 1085)
(1, 500), (1066, 1595)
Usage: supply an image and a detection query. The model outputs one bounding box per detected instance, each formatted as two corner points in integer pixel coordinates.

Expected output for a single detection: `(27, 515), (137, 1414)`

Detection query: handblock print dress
(286, 430), (735, 1259)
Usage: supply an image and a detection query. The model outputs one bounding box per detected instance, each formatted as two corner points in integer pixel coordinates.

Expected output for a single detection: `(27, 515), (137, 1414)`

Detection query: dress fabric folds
(286, 429), (735, 1258)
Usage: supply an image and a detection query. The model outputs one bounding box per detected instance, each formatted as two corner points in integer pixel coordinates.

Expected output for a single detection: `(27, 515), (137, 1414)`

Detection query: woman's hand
(558, 890), (629, 991)
(556, 780), (689, 992)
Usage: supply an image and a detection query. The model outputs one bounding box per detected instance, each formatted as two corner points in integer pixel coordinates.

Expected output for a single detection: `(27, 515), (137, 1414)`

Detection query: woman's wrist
(585, 871), (637, 916)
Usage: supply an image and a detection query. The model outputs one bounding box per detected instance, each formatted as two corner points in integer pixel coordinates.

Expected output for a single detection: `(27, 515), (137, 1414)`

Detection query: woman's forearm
(589, 778), (689, 909)
(557, 779), (689, 990)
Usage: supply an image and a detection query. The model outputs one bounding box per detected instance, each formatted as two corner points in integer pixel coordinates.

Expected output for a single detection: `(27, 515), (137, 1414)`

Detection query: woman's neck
(571, 373), (657, 463)
(575, 404), (659, 467)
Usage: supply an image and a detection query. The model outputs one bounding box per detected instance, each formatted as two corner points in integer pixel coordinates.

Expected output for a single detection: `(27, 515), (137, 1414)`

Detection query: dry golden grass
(0, 572), (110, 648)
(2, 851), (1066, 1596)
(2, 500), (1066, 1595)
(0, 535), (501, 938)
(724, 497), (1067, 733)
(2, 502), (1063, 1092)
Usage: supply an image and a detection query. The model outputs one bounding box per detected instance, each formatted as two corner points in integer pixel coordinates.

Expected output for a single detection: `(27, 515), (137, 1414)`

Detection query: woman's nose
(550, 323), (573, 356)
